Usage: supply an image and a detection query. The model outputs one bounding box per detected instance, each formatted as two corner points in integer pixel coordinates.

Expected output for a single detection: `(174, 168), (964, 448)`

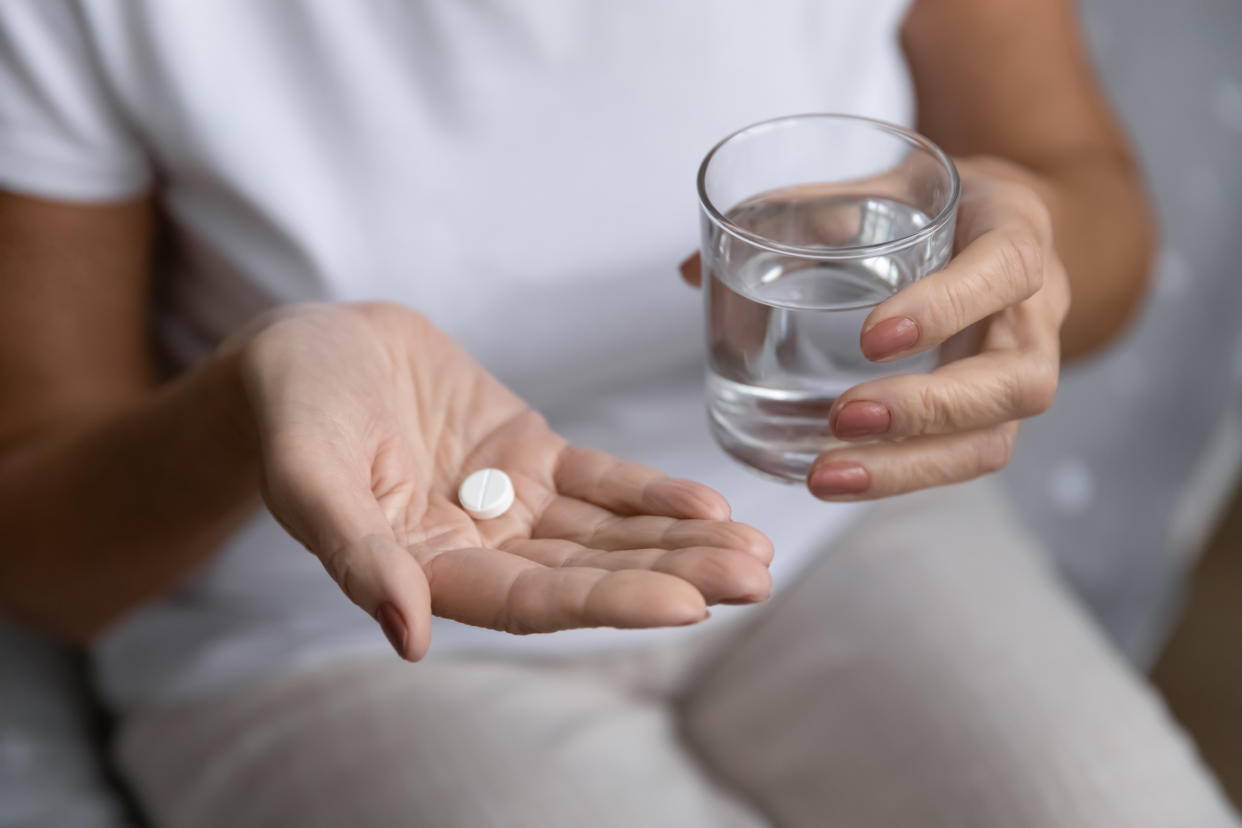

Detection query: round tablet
(457, 468), (515, 520)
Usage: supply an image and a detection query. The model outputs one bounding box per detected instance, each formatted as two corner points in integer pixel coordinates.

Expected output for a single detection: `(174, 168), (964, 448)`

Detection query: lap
(681, 479), (1237, 828)
(114, 480), (1237, 828)
(114, 652), (764, 828)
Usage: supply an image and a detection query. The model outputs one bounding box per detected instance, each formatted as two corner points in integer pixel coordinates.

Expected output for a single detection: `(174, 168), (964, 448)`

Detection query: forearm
(956, 154), (1155, 359)
(1027, 155), (1154, 359)
(0, 352), (259, 642)
(902, 0), (1157, 360)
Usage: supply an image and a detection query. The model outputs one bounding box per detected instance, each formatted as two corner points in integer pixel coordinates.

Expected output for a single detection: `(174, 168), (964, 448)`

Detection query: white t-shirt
(0, 0), (914, 710)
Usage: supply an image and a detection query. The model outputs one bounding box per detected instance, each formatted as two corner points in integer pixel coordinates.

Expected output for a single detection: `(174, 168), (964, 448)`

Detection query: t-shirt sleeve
(0, 0), (151, 202)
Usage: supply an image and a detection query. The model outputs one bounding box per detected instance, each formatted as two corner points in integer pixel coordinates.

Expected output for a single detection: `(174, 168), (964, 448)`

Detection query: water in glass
(705, 191), (945, 481)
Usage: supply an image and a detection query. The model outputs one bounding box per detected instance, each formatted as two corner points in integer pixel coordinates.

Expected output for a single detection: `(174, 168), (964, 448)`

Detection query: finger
(806, 422), (1019, 501)
(680, 253), (702, 287)
(262, 437), (432, 660)
(321, 534), (433, 661)
(499, 539), (771, 605)
(859, 225), (1045, 362)
(532, 497), (773, 563)
(554, 447), (731, 520)
(829, 348), (1058, 440)
(414, 546), (709, 633)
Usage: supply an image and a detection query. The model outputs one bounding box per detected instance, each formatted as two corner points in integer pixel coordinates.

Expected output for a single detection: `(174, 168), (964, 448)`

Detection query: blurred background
(997, 0), (1242, 804)
(1, 0), (1241, 824)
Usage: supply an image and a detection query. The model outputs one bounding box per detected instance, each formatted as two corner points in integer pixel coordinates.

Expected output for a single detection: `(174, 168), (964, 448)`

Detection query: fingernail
(679, 255), (701, 286)
(861, 317), (919, 361)
(808, 462), (871, 499)
(376, 602), (409, 659)
(831, 400), (891, 440)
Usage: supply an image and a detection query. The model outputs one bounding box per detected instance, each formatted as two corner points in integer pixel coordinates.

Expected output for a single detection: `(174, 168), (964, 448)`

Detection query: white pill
(457, 468), (515, 520)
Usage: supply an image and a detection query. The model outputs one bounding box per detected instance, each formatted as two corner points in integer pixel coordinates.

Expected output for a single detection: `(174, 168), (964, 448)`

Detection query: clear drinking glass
(698, 113), (960, 482)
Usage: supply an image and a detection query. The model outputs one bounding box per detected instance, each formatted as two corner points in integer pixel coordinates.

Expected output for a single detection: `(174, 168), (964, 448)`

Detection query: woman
(0, 0), (1234, 825)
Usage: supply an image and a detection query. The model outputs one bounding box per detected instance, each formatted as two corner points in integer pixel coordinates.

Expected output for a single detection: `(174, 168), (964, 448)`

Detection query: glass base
(708, 416), (840, 484)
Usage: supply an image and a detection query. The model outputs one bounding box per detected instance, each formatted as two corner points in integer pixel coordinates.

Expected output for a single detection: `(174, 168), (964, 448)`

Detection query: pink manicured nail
(376, 602), (409, 658)
(861, 317), (919, 361)
(832, 401), (891, 439)
(679, 255), (702, 286)
(808, 462), (871, 499)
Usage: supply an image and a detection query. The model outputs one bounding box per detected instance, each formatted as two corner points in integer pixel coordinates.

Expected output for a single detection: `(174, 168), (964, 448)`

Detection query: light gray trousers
(114, 480), (1239, 827)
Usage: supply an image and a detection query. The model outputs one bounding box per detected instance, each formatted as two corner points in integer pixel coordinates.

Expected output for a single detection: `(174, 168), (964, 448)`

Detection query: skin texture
(0, 0), (1154, 653)
(237, 302), (772, 658)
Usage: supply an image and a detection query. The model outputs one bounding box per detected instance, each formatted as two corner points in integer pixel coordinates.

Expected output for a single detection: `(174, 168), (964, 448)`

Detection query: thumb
(262, 442), (432, 661)
(320, 531), (433, 662)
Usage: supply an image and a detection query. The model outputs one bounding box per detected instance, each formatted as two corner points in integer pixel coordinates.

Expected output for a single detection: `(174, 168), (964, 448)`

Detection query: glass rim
(696, 113), (961, 260)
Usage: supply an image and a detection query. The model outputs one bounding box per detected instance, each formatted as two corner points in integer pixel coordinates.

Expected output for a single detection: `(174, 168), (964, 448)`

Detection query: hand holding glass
(698, 114), (960, 481)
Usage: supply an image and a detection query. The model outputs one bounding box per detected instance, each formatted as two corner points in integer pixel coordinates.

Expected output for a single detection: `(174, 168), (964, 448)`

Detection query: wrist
(186, 346), (261, 468)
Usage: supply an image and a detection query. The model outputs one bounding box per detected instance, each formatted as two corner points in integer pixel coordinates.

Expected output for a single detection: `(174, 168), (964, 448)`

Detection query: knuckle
(989, 174), (1053, 238)
(1022, 381), (1057, 418)
(1018, 355), (1059, 416)
(996, 369), (1026, 418)
(354, 300), (405, 325)
(320, 544), (358, 604)
(496, 586), (526, 635)
(1014, 185), (1054, 240)
(725, 523), (775, 563)
(1050, 264), (1073, 320)
(721, 554), (773, 601)
(931, 280), (974, 337)
(912, 381), (950, 433)
(998, 231), (1045, 298)
(978, 423), (1018, 474)
(496, 570), (543, 636)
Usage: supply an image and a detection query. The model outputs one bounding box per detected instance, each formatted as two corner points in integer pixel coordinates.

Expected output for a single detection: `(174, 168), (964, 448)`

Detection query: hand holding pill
(235, 302), (774, 660)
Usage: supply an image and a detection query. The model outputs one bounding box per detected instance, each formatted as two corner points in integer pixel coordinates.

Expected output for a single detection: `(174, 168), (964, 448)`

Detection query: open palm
(236, 302), (772, 659)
